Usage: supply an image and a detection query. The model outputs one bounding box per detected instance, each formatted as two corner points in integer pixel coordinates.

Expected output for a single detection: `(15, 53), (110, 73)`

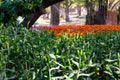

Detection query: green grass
(74, 16), (86, 19)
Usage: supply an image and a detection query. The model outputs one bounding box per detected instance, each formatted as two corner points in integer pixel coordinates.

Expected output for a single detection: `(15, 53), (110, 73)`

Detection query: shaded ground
(35, 14), (86, 26)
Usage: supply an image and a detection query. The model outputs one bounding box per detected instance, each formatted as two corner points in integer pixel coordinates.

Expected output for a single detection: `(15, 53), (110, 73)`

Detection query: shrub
(0, 25), (120, 80)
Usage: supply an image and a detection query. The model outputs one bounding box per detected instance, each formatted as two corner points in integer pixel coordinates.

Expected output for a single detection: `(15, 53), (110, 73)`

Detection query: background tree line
(51, 0), (120, 25)
(0, 0), (120, 28)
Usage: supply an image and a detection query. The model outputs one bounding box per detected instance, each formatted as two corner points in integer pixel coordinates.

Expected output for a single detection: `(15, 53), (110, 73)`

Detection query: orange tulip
(42, 25), (120, 37)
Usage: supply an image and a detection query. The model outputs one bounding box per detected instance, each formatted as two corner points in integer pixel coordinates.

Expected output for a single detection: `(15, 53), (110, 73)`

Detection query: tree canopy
(0, 0), (63, 25)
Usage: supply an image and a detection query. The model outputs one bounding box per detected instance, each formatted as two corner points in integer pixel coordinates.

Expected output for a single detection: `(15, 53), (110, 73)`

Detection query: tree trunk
(65, 0), (70, 22)
(118, 6), (120, 24)
(50, 3), (60, 26)
(22, 9), (46, 28)
(22, 0), (63, 28)
(85, 0), (94, 25)
(94, 0), (108, 24)
(77, 5), (81, 16)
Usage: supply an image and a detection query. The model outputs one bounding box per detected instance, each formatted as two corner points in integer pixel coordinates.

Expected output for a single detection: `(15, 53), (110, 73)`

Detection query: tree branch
(23, 0), (64, 28)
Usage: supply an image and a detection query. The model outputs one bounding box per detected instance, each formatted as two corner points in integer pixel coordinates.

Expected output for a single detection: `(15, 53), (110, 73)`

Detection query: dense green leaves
(0, 0), (43, 24)
(0, 25), (120, 79)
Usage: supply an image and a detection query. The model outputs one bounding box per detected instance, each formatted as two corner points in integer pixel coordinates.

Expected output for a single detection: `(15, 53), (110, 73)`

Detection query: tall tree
(65, 0), (73, 22)
(85, 0), (120, 25)
(50, 3), (60, 26)
(74, 0), (85, 16)
(0, 0), (64, 28)
(85, 0), (95, 25)
(118, 6), (120, 24)
(94, 0), (119, 25)
(61, 0), (73, 22)
(98, 0), (108, 24)
(76, 5), (81, 16)
(108, 0), (120, 10)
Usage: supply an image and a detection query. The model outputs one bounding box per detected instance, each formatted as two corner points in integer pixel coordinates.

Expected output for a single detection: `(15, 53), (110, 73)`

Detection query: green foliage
(0, 25), (120, 79)
(0, 0), (43, 24)
(73, 0), (85, 6)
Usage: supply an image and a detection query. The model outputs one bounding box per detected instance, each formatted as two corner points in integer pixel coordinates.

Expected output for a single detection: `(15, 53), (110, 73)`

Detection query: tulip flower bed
(31, 25), (120, 37)
(50, 25), (120, 36)
(0, 25), (120, 80)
